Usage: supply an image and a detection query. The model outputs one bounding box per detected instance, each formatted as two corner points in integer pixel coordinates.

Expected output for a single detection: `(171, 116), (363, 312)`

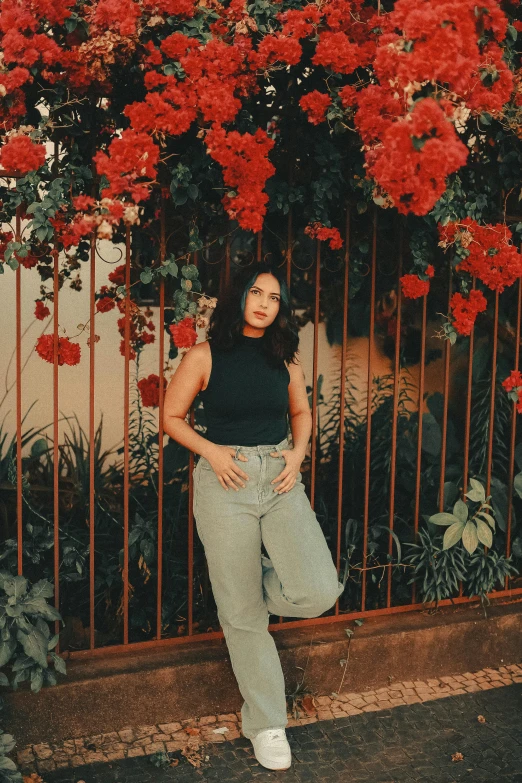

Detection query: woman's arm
(287, 354), (312, 461)
(163, 343), (216, 460)
(163, 343), (250, 491)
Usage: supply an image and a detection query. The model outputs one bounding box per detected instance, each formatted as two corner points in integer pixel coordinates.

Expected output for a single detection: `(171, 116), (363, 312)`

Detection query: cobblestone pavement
(39, 682), (522, 783)
(20, 664), (522, 775)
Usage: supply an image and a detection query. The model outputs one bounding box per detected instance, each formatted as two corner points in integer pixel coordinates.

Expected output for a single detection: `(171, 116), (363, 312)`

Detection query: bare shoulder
(285, 351), (303, 375)
(181, 340), (210, 365)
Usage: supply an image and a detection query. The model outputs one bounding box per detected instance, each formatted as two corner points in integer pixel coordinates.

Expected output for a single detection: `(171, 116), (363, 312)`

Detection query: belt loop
(234, 445), (241, 460)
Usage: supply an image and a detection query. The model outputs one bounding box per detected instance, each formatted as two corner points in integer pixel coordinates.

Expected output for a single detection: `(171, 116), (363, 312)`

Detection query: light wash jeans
(192, 436), (344, 740)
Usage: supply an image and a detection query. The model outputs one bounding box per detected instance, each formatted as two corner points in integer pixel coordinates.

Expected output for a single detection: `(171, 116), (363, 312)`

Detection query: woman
(163, 261), (344, 771)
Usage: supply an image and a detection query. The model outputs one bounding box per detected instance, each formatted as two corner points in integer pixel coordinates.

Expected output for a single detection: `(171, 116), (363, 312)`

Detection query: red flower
(277, 5), (321, 39)
(108, 265), (126, 285)
(34, 300), (50, 320)
(312, 31), (374, 75)
(299, 91), (331, 125)
(440, 219), (522, 293)
(137, 373), (166, 407)
(91, 0), (141, 37)
(35, 334), (81, 366)
(369, 98), (469, 216)
(400, 274), (430, 299)
(94, 129), (160, 203)
(169, 316), (197, 348)
(502, 370), (522, 393)
(304, 222), (343, 250)
(251, 34), (302, 70)
(96, 296), (116, 313)
(450, 290), (487, 336)
(205, 126), (275, 233)
(0, 135), (46, 174)
(119, 339), (137, 360)
(72, 195), (96, 211)
(502, 370), (522, 413)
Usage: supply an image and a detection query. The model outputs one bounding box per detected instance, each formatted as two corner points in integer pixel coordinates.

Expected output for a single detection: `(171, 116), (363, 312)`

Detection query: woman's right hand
(205, 445), (250, 491)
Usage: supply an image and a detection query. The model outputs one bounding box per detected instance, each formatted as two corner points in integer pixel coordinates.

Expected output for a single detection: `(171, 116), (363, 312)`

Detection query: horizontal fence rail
(1, 173), (522, 661)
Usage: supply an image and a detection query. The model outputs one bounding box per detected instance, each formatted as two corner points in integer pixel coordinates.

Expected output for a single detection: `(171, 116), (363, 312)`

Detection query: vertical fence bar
(438, 266), (453, 512)
(506, 279), (521, 586)
(486, 291), (499, 498)
(462, 279), (476, 498)
(286, 208), (292, 291)
(411, 298), (427, 603)
(15, 205), (23, 576)
(361, 209), (377, 612)
(53, 247), (61, 645)
(225, 233), (231, 291)
(335, 207), (350, 614)
(459, 278), (476, 596)
(187, 245), (198, 638)
(123, 227), (131, 644)
(156, 199), (166, 641)
(309, 240), (321, 509)
(89, 234), (96, 648)
(387, 222), (402, 607)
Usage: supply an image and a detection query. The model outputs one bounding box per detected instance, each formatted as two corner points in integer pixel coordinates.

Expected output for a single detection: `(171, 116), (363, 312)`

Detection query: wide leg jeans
(192, 436), (344, 740)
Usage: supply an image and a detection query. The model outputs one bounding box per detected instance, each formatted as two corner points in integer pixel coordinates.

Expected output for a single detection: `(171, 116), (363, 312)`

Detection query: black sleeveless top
(198, 333), (290, 446)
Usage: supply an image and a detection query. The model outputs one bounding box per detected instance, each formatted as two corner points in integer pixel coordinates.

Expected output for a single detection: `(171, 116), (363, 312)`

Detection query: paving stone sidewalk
(36, 682), (522, 783)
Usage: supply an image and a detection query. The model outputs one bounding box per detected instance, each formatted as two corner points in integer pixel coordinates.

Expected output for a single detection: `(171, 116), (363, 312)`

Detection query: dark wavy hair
(207, 262), (299, 365)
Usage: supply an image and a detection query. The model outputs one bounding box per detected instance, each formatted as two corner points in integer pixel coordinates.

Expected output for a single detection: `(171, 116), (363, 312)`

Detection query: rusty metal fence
(2, 173), (522, 661)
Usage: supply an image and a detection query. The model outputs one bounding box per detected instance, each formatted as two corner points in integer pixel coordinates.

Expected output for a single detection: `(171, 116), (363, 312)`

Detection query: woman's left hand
(269, 449), (303, 494)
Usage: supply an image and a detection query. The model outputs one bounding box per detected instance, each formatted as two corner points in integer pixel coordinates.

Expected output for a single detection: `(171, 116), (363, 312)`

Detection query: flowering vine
(0, 0), (519, 375)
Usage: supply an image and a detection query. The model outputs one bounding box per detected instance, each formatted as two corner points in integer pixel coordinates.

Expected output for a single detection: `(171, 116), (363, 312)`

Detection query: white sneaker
(251, 727), (291, 770)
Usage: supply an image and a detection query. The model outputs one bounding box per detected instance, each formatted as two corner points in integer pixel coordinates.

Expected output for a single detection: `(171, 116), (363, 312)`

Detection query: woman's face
(243, 273), (281, 333)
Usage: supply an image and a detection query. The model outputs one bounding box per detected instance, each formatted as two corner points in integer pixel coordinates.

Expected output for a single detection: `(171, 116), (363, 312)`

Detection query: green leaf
(50, 651), (67, 675)
(2, 575), (28, 599)
(30, 666), (44, 693)
(476, 518), (493, 548)
(140, 268), (154, 285)
(429, 512), (459, 526)
(0, 638), (16, 668)
(16, 628), (49, 668)
(466, 478), (486, 503)
(22, 596), (61, 622)
(443, 521), (465, 550)
(453, 499), (469, 524)
(477, 511), (495, 530)
(0, 756), (17, 771)
(0, 734), (15, 753)
(462, 521), (479, 554)
(47, 633), (60, 651)
(514, 472), (522, 499)
(28, 579), (54, 600)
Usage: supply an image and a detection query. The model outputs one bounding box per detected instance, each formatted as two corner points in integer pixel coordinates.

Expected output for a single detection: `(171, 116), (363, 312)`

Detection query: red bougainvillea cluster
(399, 265), (434, 299)
(304, 222), (343, 250)
(1, 0), (518, 232)
(438, 218), (522, 293)
(0, 0), (520, 371)
(0, 134), (46, 173)
(35, 334), (81, 366)
(137, 373), (167, 408)
(502, 370), (522, 413)
(449, 290), (488, 336)
(169, 316), (198, 350)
